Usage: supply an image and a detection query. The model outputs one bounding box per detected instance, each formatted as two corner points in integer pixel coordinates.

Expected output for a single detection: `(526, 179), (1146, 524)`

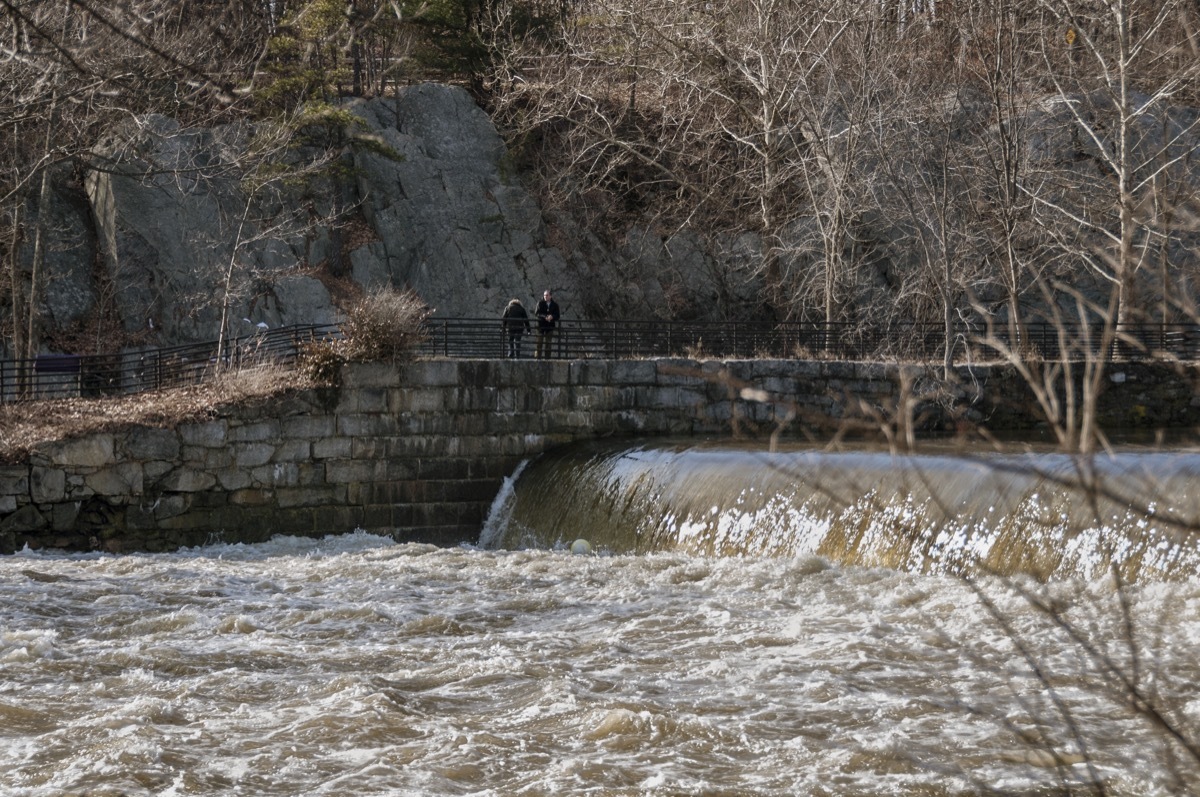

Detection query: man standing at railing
(535, 290), (560, 359)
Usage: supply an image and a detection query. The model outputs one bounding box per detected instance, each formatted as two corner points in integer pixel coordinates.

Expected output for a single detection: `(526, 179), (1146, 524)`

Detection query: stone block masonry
(2, 359), (1198, 554)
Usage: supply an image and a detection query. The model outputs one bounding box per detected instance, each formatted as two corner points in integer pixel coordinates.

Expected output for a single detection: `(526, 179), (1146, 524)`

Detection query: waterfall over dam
(482, 440), (1200, 583)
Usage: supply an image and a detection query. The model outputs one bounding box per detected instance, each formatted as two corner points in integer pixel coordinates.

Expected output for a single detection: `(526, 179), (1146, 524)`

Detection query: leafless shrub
(340, 287), (431, 363)
(296, 340), (346, 387)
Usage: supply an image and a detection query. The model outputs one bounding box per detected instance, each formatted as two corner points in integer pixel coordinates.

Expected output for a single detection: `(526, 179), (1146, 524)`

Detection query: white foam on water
(6, 444), (1200, 794)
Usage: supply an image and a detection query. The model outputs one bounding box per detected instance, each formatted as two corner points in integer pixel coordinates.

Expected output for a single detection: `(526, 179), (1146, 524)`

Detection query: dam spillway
(2, 358), (1198, 555)
(481, 440), (1200, 583)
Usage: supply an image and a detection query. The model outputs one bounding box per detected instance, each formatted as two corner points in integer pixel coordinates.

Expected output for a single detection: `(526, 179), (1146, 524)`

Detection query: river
(3, 440), (1200, 795)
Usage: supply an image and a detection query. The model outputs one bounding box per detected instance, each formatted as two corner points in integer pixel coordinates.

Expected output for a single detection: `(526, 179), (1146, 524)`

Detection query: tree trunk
(7, 203), (26, 385)
(26, 158), (53, 362)
(21, 90), (58, 376)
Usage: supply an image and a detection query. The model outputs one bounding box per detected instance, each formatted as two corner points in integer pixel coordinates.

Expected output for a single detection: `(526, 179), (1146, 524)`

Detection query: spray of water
(477, 459), (529, 549)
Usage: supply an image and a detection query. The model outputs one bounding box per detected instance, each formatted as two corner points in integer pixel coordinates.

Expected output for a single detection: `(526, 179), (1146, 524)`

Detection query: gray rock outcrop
(19, 83), (767, 355)
(344, 85), (570, 317)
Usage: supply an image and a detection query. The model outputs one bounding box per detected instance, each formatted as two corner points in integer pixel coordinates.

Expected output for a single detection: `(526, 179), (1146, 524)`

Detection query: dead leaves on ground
(0, 370), (313, 464)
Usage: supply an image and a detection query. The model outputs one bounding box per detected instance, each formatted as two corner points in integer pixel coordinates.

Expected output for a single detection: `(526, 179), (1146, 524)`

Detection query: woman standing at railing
(502, 299), (531, 358)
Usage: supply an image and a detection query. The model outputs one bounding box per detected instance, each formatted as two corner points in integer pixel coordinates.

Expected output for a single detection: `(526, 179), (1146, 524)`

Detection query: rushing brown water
(3, 441), (1200, 795)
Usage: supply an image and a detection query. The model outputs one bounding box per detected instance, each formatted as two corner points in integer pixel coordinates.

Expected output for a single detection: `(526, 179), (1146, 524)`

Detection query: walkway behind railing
(3, 318), (1199, 403)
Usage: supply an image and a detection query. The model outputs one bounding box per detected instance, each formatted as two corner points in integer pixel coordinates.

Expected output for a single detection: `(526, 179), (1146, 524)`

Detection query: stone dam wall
(2, 358), (1197, 554)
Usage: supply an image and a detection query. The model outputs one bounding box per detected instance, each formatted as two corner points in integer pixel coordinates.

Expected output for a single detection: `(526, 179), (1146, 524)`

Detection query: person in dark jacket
(534, 290), (560, 359)
(501, 298), (531, 358)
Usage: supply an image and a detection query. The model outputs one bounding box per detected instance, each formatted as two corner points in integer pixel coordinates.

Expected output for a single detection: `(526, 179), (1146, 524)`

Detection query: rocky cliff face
(343, 87), (570, 320)
(20, 83), (764, 355)
(18, 83), (1200, 358)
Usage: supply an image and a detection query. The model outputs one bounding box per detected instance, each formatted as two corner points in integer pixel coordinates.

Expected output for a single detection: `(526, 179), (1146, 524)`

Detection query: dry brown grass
(0, 364), (314, 465)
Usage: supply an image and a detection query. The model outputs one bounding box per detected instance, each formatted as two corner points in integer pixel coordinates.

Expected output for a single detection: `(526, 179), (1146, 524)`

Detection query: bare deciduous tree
(1030, 0), (1200, 346)
(1, 0), (272, 370)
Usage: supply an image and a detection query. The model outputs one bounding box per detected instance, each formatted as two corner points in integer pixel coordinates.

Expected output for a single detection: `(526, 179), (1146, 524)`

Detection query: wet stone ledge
(2, 358), (1197, 554)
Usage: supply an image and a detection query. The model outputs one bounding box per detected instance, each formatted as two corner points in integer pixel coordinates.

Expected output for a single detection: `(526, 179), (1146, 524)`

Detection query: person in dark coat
(534, 290), (560, 359)
(501, 298), (531, 358)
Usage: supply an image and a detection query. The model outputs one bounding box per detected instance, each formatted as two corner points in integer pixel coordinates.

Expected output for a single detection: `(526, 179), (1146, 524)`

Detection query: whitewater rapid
(4, 531), (1200, 795)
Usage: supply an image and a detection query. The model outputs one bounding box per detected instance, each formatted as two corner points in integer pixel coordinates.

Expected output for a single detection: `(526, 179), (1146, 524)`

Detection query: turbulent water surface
(4, 441), (1200, 796)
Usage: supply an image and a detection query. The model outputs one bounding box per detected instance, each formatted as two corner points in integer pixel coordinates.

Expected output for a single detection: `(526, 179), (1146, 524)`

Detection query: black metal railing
(1, 324), (339, 403)
(419, 318), (917, 360)
(418, 318), (1200, 362)
(3, 318), (1198, 404)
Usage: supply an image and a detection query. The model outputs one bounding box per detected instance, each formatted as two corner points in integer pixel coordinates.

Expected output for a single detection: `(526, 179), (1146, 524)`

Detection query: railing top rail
(3, 317), (1197, 405)
(3, 318), (1196, 367)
